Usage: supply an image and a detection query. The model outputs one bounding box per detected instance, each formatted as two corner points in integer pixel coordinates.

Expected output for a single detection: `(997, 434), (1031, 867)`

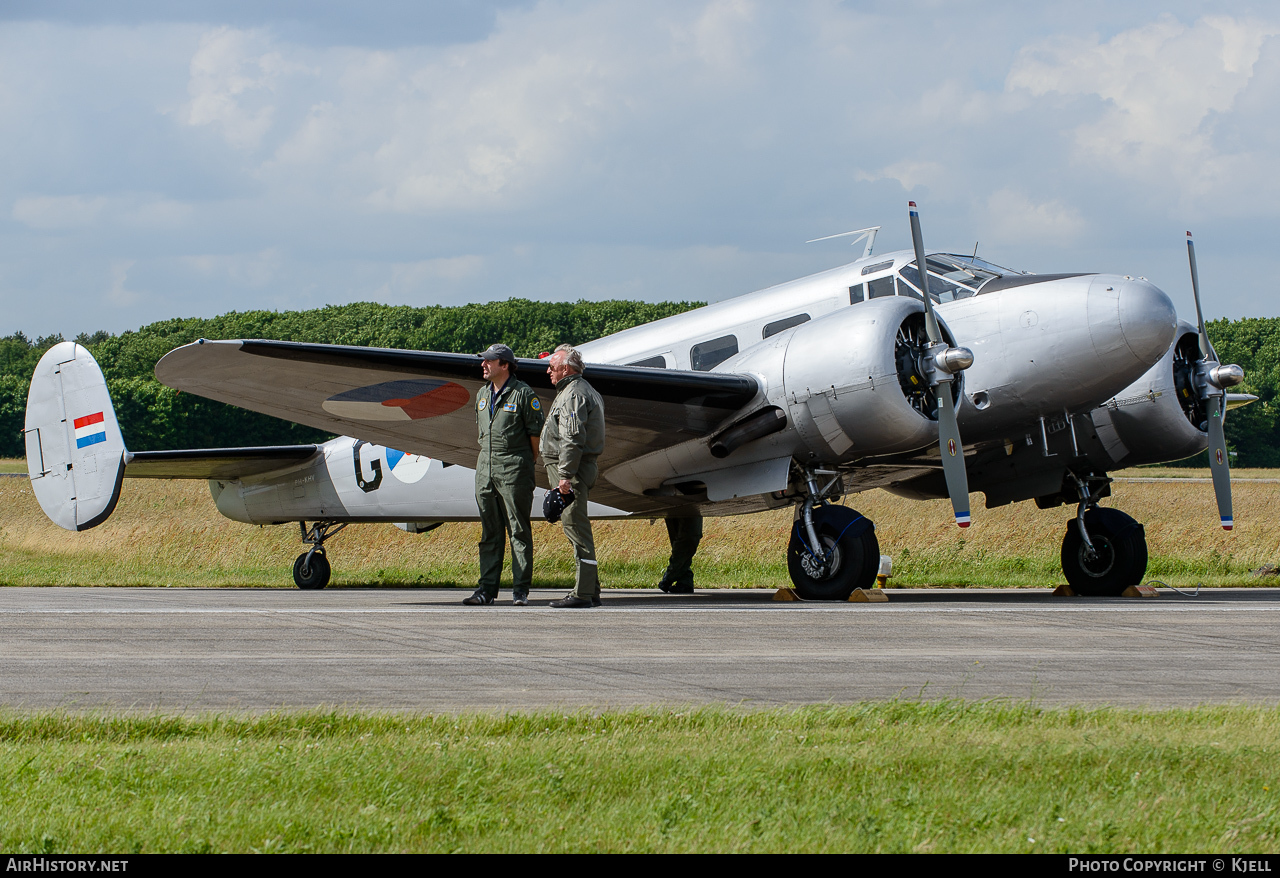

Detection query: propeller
(1186, 231), (1244, 530)
(908, 201), (974, 527)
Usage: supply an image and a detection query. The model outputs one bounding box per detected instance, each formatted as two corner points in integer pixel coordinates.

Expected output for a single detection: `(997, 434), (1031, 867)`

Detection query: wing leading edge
(155, 339), (760, 506)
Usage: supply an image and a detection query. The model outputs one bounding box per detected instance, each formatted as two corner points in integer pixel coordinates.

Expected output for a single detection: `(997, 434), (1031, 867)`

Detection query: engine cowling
(726, 296), (954, 463)
(1089, 324), (1209, 467)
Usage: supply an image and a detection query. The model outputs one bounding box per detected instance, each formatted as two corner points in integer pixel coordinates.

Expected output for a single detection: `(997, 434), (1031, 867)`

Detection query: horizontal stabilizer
(125, 446), (321, 480)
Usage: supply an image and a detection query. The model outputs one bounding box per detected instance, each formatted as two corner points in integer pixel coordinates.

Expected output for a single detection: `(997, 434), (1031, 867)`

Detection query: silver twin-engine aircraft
(24, 205), (1252, 597)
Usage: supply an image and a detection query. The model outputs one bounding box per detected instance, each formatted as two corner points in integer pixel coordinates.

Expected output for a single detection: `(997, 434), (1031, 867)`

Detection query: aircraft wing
(124, 445), (320, 480)
(155, 340), (759, 505)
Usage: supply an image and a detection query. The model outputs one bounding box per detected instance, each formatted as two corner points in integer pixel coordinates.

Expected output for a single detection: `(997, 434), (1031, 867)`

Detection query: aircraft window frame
(921, 255), (999, 291)
(627, 355), (668, 369)
(849, 285), (865, 304)
(762, 314), (811, 339)
(690, 335), (739, 372)
(898, 264), (975, 304)
(940, 254), (1025, 278)
(866, 275), (896, 299)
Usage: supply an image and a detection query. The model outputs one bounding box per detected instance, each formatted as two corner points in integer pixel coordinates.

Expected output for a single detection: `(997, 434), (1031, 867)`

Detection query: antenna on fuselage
(806, 226), (881, 259)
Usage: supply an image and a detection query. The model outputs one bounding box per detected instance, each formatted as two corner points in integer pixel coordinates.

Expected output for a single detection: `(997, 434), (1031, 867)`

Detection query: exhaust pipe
(710, 407), (787, 459)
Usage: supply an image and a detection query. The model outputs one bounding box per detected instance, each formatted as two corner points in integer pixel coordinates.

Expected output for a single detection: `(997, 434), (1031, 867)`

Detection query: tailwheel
(293, 550), (331, 590)
(1060, 508), (1147, 596)
(787, 505), (879, 600)
(293, 520), (347, 590)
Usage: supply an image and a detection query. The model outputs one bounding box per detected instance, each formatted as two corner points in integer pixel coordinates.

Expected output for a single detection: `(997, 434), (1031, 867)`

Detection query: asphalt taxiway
(2, 586), (1278, 712)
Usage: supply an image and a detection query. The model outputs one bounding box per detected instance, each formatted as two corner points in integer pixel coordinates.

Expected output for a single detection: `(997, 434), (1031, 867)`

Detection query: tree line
(1, 304), (1277, 466)
(0, 299), (698, 455)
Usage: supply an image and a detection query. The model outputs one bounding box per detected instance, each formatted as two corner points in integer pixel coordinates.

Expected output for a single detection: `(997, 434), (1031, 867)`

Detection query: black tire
(786, 506), (879, 600)
(1060, 508), (1147, 596)
(293, 551), (331, 590)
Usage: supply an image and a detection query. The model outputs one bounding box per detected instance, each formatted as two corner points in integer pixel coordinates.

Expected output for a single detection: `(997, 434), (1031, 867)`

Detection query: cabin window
(690, 335), (739, 371)
(867, 276), (895, 299)
(762, 314), (810, 339)
(849, 285), (865, 304)
(628, 355), (667, 369)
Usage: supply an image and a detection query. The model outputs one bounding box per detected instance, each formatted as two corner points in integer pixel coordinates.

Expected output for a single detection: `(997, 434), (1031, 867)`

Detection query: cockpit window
(941, 254), (1025, 278)
(898, 264), (973, 303)
(927, 254), (1001, 287)
(898, 253), (1024, 302)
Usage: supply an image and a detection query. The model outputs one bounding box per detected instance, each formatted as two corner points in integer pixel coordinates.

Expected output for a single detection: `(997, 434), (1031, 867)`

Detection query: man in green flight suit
(541, 344), (607, 609)
(464, 343), (545, 606)
(657, 511), (703, 594)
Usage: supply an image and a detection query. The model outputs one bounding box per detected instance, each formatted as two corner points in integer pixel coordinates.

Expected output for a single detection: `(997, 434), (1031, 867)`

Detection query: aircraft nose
(1115, 278), (1178, 365)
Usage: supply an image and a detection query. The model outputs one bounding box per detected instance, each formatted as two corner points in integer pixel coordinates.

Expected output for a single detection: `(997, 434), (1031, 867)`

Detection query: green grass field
(2, 704), (1278, 853)
(3, 462), (1280, 853)
(2, 461), (1278, 589)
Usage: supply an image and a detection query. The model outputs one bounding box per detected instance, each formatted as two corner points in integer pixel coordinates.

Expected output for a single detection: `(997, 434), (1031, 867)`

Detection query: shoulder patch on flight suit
(477, 399), (486, 411)
(531, 398), (541, 410)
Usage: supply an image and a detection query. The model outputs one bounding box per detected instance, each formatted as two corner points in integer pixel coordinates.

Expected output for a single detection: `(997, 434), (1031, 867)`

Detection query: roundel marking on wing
(322, 379), (471, 422)
(385, 448), (432, 483)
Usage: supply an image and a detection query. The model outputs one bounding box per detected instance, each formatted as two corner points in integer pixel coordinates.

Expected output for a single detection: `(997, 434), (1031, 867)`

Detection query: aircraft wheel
(787, 507), (879, 600)
(1060, 508), (1147, 596)
(293, 552), (331, 590)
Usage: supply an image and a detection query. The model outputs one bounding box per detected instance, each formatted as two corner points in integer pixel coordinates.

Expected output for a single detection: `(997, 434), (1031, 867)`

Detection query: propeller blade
(936, 381), (971, 528)
(1187, 230), (1235, 529)
(1206, 392), (1233, 530)
(908, 202), (943, 345)
(908, 201), (971, 527)
(1186, 231), (1217, 361)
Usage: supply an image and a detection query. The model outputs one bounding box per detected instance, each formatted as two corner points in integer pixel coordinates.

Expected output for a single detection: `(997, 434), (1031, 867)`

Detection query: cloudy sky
(2, 0), (1277, 339)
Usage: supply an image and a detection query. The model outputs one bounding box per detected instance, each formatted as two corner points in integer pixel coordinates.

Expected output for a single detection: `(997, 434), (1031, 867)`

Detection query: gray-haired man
(540, 344), (606, 608)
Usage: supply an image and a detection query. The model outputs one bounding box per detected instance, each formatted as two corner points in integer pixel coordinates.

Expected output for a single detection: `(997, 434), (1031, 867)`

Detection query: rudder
(24, 342), (127, 530)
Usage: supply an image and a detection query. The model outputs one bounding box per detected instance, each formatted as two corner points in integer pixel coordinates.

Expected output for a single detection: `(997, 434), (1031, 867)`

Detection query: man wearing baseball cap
(464, 343), (545, 606)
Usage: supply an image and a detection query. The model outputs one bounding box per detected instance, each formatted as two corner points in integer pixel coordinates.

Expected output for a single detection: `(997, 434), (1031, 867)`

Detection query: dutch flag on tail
(74, 411), (107, 448)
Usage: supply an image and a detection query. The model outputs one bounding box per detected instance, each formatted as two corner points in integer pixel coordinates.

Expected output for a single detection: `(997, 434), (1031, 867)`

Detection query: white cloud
(1007, 16), (1280, 204)
(982, 189), (1085, 245)
(183, 248), (283, 288)
(8, 4), (1280, 336)
(12, 195), (107, 229)
(12, 194), (193, 231)
(856, 161), (946, 193)
(106, 260), (143, 307)
(184, 26), (315, 150)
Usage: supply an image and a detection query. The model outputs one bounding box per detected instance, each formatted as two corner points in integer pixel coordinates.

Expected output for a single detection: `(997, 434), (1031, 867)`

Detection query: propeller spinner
(908, 202), (975, 527)
(1186, 231), (1245, 530)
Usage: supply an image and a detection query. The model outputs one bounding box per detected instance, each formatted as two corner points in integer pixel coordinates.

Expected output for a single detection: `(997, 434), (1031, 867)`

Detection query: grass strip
(3, 467), (1279, 589)
(1, 703), (1278, 853)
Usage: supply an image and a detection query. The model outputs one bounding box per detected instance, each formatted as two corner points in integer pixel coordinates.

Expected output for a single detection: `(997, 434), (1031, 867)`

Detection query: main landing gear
(293, 520), (348, 589)
(1059, 473), (1148, 596)
(786, 468), (880, 600)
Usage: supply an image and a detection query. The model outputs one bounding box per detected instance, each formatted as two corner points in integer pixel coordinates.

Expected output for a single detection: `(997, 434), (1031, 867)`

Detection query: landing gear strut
(293, 520), (348, 590)
(785, 468), (879, 600)
(1059, 473), (1147, 596)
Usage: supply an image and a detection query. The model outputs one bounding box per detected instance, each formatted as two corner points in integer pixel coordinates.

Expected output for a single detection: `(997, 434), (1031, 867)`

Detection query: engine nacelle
(1089, 323), (1208, 467)
(727, 296), (951, 462)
